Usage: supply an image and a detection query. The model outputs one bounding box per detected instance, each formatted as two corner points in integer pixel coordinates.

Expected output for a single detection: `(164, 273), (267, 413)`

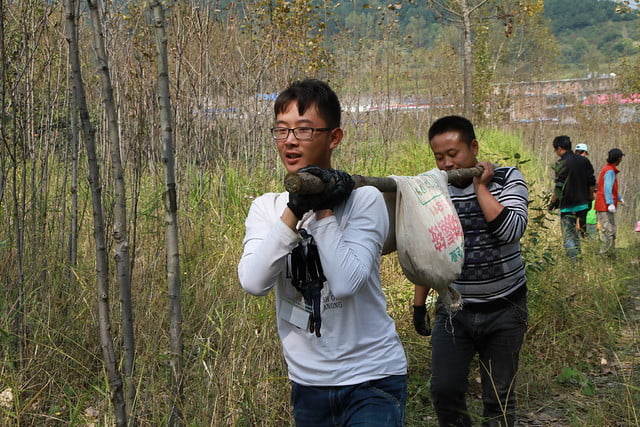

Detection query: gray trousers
(596, 211), (617, 254)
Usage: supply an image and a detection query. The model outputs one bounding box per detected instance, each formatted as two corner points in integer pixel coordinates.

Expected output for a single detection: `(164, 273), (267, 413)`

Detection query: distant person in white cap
(574, 143), (596, 236)
(575, 143), (589, 157)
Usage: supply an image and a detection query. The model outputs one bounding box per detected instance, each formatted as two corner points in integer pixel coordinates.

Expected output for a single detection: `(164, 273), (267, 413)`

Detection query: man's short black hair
(428, 115), (476, 145)
(607, 148), (625, 163)
(274, 79), (341, 128)
(552, 135), (572, 150)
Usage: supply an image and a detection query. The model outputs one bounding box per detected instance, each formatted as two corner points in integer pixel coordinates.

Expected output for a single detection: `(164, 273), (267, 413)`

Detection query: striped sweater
(448, 166), (528, 303)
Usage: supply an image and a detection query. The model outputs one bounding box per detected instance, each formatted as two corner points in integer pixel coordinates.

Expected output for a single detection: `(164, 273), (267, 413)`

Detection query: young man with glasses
(238, 79), (407, 426)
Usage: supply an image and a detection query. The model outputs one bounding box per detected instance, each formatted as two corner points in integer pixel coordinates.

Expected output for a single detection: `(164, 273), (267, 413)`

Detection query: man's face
(275, 101), (341, 173)
(553, 146), (561, 157)
(429, 130), (478, 171)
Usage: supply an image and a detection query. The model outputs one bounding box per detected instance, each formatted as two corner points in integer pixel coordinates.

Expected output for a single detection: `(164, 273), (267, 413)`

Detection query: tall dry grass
(0, 118), (638, 425)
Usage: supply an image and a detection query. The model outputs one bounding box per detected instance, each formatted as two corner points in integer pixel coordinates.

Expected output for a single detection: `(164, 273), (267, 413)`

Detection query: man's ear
(471, 139), (479, 156)
(329, 127), (344, 150)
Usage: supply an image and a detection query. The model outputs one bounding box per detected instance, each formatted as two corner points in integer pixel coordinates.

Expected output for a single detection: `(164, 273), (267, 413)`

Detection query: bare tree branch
(86, 0), (137, 419)
(149, 1), (184, 425)
(64, 0), (126, 424)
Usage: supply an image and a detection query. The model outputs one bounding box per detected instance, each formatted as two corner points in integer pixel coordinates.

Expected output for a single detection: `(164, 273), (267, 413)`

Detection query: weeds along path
(518, 246), (640, 426)
(588, 256), (640, 425)
(613, 257), (640, 419)
(619, 259), (640, 374)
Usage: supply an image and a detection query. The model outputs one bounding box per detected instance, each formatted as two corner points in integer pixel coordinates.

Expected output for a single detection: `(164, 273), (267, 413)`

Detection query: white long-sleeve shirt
(238, 186), (407, 386)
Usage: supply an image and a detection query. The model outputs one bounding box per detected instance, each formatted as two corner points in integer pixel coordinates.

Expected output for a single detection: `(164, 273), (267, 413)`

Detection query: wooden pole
(284, 166), (484, 194)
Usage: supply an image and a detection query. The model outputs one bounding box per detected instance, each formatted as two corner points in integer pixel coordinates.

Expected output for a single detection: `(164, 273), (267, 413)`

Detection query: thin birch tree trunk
(427, 0), (488, 120)
(150, 2), (184, 424)
(0, 0), (6, 296)
(6, 0), (31, 372)
(64, 1), (81, 282)
(459, 0), (474, 119)
(10, 120), (25, 368)
(64, 1), (126, 424)
(86, 1), (137, 419)
(69, 86), (79, 269)
(0, 0), (5, 207)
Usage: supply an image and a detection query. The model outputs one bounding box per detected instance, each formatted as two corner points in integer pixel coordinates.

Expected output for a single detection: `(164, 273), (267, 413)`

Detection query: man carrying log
(238, 79), (407, 426)
(413, 116), (529, 426)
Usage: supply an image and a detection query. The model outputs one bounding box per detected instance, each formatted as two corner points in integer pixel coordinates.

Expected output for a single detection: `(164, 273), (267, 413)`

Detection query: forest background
(1, 0), (639, 425)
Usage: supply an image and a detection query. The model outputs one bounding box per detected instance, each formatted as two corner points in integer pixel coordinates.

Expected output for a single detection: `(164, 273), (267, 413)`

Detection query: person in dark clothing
(548, 135), (596, 259)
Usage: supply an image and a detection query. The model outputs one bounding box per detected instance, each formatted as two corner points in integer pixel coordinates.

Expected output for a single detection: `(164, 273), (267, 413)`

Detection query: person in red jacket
(594, 148), (625, 256)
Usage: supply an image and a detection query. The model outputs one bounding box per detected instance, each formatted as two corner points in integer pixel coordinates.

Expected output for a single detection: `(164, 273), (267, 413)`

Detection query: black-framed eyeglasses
(270, 127), (334, 141)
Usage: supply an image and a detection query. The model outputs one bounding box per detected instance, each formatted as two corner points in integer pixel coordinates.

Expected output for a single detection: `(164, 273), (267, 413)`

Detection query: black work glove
(413, 305), (431, 336)
(287, 166), (332, 219)
(314, 169), (355, 211)
(548, 199), (559, 211)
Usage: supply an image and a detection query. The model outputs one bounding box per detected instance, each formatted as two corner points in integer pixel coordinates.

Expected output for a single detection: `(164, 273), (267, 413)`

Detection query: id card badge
(280, 297), (311, 330)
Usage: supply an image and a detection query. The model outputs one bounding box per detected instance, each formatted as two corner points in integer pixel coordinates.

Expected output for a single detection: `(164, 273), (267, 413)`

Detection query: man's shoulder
(493, 166), (524, 185)
(251, 191), (288, 210)
(353, 185), (381, 197)
(255, 191), (287, 200)
(347, 185), (384, 208)
(576, 154), (593, 166)
(566, 152), (591, 167)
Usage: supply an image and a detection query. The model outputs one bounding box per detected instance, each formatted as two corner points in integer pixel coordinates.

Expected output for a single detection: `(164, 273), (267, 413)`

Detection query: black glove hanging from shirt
(288, 228), (326, 337)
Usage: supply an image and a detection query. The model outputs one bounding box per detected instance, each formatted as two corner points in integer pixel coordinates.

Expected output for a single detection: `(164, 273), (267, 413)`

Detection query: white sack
(391, 169), (464, 310)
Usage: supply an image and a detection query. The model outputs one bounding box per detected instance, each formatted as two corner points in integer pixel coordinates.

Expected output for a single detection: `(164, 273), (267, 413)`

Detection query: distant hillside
(320, 0), (640, 75)
(544, 0), (633, 32)
(211, 0), (639, 80)
(543, 0), (639, 73)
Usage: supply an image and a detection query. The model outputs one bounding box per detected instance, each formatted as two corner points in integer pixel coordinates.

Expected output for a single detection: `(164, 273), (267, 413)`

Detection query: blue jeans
(430, 290), (528, 427)
(291, 375), (407, 426)
(560, 210), (588, 259)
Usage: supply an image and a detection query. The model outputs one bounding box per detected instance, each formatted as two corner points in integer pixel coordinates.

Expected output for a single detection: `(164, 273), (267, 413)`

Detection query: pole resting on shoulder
(284, 166), (484, 195)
